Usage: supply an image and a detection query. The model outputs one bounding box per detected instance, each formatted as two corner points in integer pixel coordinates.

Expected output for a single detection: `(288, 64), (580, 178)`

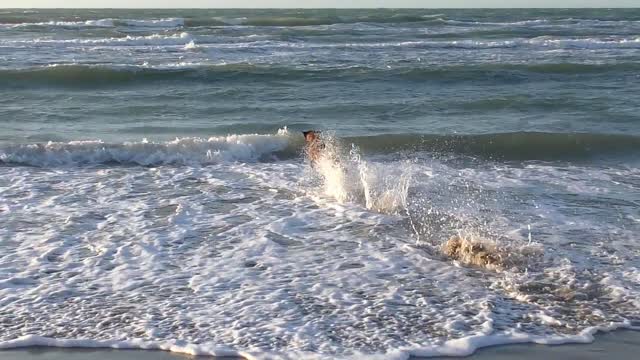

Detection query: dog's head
(302, 130), (319, 143)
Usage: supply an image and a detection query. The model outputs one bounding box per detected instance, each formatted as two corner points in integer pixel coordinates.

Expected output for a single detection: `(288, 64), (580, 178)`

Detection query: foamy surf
(1, 17), (184, 29)
(2, 19), (115, 28)
(19, 32), (194, 46)
(0, 130), (294, 166)
(119, 18), (185, 28)
(1, 143), (639, 359)
(2, 7), (640, 360)
(1, 323), (638, 359)
(5, 35), (640, 50)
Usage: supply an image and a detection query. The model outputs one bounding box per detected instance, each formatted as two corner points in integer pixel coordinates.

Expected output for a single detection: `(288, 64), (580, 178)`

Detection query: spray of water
(305, 133), (543, 272)
(310, 134), (412, 215)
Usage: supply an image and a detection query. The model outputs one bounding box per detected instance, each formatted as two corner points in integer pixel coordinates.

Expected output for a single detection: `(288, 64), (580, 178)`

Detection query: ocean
(0, 8), (639, 359)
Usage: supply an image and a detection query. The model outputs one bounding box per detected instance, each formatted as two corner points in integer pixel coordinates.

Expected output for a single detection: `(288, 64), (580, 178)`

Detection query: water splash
(309, 134), (412, 214)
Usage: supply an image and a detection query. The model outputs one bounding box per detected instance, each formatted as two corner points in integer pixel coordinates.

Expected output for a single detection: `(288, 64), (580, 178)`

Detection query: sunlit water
(1, 8), (639, 359)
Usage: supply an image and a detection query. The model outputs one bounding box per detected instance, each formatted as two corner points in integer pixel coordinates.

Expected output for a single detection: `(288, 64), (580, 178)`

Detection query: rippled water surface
(0, 8), (639, 359)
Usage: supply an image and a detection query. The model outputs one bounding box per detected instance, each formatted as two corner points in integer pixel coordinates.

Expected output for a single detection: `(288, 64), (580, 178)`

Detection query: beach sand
(1, 330), (638, 360)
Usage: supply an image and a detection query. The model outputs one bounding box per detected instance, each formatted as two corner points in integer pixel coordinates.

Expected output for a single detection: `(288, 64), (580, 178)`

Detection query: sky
(4, 1), (639, 8)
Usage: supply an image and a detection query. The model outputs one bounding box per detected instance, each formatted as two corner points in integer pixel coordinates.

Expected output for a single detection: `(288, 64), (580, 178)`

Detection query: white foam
(0, 130), (292, 166)
(277, 37), (640, 50)
(84, 19), (115, 27)
(1, 138), (638, 359)
(26, 32), (193, 47)
(529, 36), (640, 49)
(3, 19), (115, 28)
(0, 324), (637, 359)
(214, 16), (248, 26)
(442, 18), (550, 26)
(4, 33), (639, 51)
(1, 18), (184, 29)
(407, 322), (638, 358)
(120, 18), (185, 28)
(0, 336), (248, 358)
(183, 40), (200, 50)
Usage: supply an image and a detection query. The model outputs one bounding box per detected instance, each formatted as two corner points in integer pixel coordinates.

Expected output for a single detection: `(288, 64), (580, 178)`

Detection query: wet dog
(442, 235), (505, 270)
(442, 234), (542, 271)
(303, 130), (324, 165)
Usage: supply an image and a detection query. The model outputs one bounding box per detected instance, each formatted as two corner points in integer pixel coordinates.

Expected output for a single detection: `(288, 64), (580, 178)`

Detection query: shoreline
(423, 329), (640, 359)
(1, 329), (639, 360)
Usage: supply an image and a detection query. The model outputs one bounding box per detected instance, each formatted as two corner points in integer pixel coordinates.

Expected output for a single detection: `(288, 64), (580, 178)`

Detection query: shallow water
(0, 8), (639, 359)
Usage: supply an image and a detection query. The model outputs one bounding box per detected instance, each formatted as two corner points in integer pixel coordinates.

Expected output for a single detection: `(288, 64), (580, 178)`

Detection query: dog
(303, 130), (325, 165)
(442, 235), (505, 270)
(442, 234), (542, 271)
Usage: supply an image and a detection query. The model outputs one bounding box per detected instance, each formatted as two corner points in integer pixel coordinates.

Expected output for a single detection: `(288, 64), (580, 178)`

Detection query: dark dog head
(303, 130), (319, 143)
(302, 130), (323, 163)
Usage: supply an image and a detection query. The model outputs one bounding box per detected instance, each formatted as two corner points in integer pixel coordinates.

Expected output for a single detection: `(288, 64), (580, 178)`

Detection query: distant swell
(5, 15), (638, 28)
(2, 63), (639, 88)
(3, 12), (640, 29)
(201, 14), (434, 27)
(347, 132), (640, 160)
(2, 132), (638, 167)
(5, 35), (639, 50)
(0, 15), (440, 28)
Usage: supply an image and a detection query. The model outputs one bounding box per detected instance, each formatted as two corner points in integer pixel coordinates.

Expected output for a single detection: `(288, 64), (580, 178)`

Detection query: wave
(206, 14), (433, 27)
(116, 18), (184, 27)
(1, 19), (115, 28)
(3, 9), (640, 30)
(2, 131), (638, 167)
(442, 18), (550, 26)
(0, 14), (433, 29)
(329, 37), (640, 50)
(8, 14), (602, 30)
(6, 33), (639, 51)
(344, 132), (640, 160)
(22, 32), (194, 46)
(0, 323), (637, 359)
(1, 17), (184, 29)
(0, 130), (298, 167)
(527, 36), (640, 49)
(2, 62), (639, 88)
(429, 16), (640, 27)
(113, 15), (640, 28)
(434, 17), (639, 27)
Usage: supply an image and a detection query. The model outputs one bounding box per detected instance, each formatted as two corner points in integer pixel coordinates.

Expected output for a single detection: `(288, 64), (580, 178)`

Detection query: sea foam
(0, 323), (637, 359)
(2, 17), (184, 29)
(0, 130), (293, 167)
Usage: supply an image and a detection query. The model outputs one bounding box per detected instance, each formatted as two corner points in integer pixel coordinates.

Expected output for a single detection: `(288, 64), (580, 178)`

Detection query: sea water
(0, 8), (639, 359)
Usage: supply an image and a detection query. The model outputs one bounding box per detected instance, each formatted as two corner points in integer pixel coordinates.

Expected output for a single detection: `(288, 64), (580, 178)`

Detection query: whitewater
(1, 7), (640, 360)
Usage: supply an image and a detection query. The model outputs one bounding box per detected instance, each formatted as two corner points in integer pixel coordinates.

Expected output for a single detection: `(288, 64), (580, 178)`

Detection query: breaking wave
(1, 17), (184, 28)
(4, 14), (639, 29)
(0, 130), (297, 167)
(4, 34), (639, 50)
(2, 131), (638, 167)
